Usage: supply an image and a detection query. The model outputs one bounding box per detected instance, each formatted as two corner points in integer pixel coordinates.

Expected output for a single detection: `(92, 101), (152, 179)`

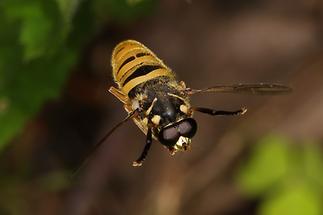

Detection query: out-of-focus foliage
(1, 0), (322, 214)
(0, 169), (71, 215)
(0, 0), (155, 151)
(237, 136), (323, 215)
(93, 0), (154, 23)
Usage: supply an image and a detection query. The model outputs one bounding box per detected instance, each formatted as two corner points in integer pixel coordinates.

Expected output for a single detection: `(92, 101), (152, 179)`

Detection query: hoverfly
(92, 40), (291, 167)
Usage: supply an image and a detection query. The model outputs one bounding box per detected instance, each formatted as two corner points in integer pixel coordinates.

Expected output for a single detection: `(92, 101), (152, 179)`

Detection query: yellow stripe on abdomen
(111, 40), (174, 95)
(122, 68), (173, 95)
(117, 55), (159, 81)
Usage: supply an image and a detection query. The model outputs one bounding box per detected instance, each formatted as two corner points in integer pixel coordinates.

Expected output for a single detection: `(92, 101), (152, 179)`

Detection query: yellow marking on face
(174, 136), (191, 151)
(180, 104), (189, 114)
(151, 115), (161, 125)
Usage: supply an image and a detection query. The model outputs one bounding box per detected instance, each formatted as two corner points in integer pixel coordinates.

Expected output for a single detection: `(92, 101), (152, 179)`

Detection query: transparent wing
(187, 83), (292, 95)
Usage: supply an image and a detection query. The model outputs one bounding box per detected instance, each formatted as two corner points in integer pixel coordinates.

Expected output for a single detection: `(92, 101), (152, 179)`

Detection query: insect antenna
(72, 110), (138, 177)
(132, 127), (153, 167)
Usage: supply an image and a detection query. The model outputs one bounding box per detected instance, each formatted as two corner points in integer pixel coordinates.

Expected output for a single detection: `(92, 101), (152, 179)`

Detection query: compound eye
(158, 126), (180, 146)
(178, 118), (197, 138)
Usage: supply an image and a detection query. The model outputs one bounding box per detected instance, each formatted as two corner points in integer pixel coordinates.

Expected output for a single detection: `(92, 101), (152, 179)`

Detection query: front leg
(132, 127), (153, 167)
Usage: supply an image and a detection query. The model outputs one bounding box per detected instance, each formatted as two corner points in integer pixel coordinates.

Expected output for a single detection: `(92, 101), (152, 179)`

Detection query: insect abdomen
(111, 40), (174, 95)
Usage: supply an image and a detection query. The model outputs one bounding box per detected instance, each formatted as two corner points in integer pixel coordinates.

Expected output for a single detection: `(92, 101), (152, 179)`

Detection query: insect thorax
(129, 77), (191, 130)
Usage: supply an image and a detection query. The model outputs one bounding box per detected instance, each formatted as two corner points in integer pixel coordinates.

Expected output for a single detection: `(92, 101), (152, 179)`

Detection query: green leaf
(237, 136), (292, 196)
(127, 0), (145, 5)
(0, 98), (9, 114)
(55, 0), (81, 27)
(0, 0), (81, 151)
(19, 8), (52, 60)
(2, 2), (53, 61)
(303, 143), (323, 188)
(0, 107), (27, 151)
(93, 0), (156, 23)
(259, 183), (322, 215)
(0, 0), (158, 152)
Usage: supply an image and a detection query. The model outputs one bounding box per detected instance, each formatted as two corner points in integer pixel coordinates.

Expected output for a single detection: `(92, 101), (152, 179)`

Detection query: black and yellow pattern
(111, 40), (174, 95)
(106, 40), (291, 167)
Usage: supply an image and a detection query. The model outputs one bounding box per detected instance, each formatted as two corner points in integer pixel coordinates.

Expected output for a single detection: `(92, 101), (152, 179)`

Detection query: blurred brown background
(1, 0), (323, 215)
